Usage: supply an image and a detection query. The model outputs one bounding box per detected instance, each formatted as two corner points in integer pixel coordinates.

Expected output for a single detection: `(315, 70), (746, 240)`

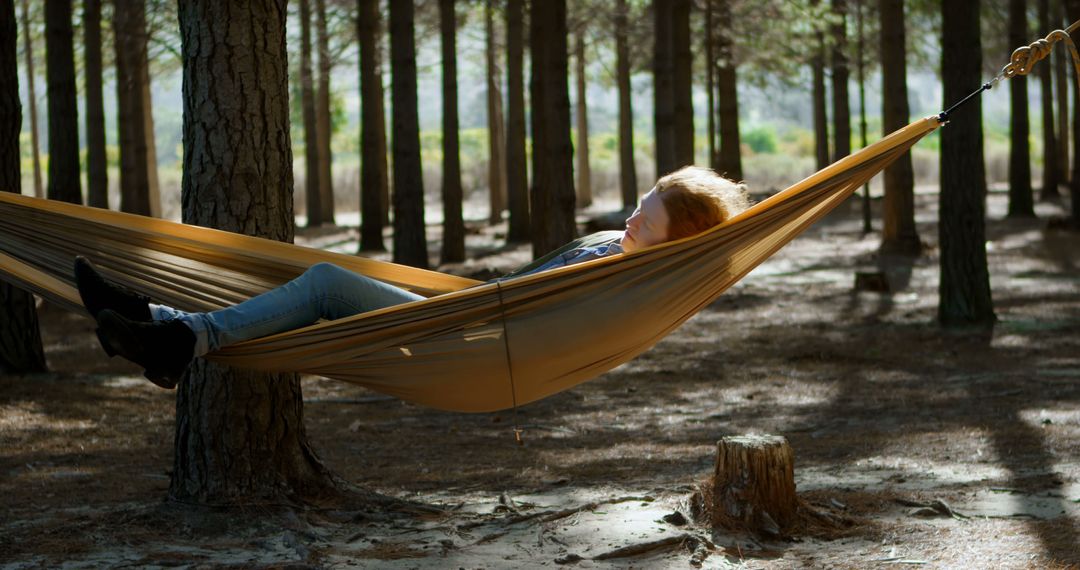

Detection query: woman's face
(621, 189), (670, 253)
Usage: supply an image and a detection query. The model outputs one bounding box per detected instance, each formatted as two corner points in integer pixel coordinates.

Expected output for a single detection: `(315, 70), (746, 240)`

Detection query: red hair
(655, 166), (751, 241)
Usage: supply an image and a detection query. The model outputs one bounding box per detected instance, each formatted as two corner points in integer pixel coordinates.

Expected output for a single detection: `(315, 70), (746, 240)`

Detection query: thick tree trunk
(44, 0), (81, 204)
(940, 0), (995, 327)
(672, 0), (694, 167)
(20, 0), (42, 198)
(1068, 0), (1080, 225)
(705, 0), (715, 169)
(300, 0), (322, 227)
(440, 0), (465, 263)
(653, 0), (675, 177)
(174, 0), (337, 504)
(83, 0), (108, 209)
(703, 435), (798, 534)
(1055, 0), (1070, 184)
(114, 0), (155, 216)
(574, 29), (592, 208)
(832, 0), (851, 161)
(811, 5), (830, 171)
(1039, 0), (1060, 201)
(389, 0), (428, 268)
(505, 0), (531, 242)
(530, 0), (576, 256)
(358, 0), (386, 251)
(615, 0), (638, 209)
(1007, 0), (1035, 217)
(715, 0), (742, 180)
(878, 0), (920, 254)
(486, 0), (507, 224)
(0, 0), (46, 373)
(316, 0), (335, 225)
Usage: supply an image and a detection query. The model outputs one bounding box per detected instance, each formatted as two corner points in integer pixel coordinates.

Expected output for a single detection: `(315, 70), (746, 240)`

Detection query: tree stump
(701, 434), (798, 536)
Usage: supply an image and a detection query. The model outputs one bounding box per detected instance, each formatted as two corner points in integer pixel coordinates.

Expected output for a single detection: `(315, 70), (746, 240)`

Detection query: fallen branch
(592, 534), (692, 560)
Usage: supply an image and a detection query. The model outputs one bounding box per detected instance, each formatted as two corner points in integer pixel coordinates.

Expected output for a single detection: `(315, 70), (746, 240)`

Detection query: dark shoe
(96, 309), (196, 390)
(74, 256), (152, 322)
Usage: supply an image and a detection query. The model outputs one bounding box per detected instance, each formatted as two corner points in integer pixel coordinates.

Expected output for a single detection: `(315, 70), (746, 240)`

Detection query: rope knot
(1002, 29), (1074, 78)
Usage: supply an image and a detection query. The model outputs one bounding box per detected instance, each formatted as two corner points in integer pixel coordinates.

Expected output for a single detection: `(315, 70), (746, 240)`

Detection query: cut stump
(698, 434), (798, 536)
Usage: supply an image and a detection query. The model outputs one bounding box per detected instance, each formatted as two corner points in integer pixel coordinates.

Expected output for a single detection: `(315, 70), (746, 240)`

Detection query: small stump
(698, 434), (797, 536)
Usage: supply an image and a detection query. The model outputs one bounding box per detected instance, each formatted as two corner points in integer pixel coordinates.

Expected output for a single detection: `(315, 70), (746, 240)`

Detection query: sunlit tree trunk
(505, 0), (531, 242)
(1039, 0), (1060, 200)
(174, 0), (338, 503)
(832, 0), (851, 161)
(486, 0), (507, 224)
(574, 29), (592, 208)
(530, 0), (575, 256)
(114, 0), (156, 216)
(878, 0), (920, 254)
(316, 0), (335, 225)
(672, 0), (693, 167)
(940, 0), (995, 326)
(44, 0), (81, 204)
(615, 0), (638, 209)
(389, 0), (428, 268)
(20, 0), (42, 198)
(715, 0), (742, 180)
(440, 0), (465, 263)
(358, 0), (387, 251)
(1007, 0), (1035, 218)
(83, 0), (108, 209)
(811, 0), (830, 170)
(139, 40), (160, 218)
(300, 0), (322, 226)
(0, 0), (46, 373)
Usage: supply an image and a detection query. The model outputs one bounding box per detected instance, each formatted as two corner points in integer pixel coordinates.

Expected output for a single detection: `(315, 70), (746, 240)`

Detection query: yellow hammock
(0, 118), (938, 412)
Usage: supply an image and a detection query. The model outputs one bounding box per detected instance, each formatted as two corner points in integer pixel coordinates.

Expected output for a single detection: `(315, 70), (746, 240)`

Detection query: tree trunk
(174, 0), (337, 504)
(1055, 0), (1070, 184)
(440, 0), (465, 263)
(1068, 0), (1080, 225)
(703, 435), (798, 534)
(574, 29), (592, 208)
(856, 0), (871, 233)
(358, 0), (386, 251)
(140, 40), (161, 218)
(530, 0), (576, 256)
(114, 0), (155, 216)
(653, 0), (675, 177)
(1008, 0), (1035, 217)
(878, 0), (920, 254)
(20, 0), (42, 198)
(615, 0), (638, 209)
(705, 0), (715, 169)
(0, 0), (46, 373)
(940, 0), (995, 327)
(300, 0), (322, 226)
(1039, 0), (1060, 200)
(316, 0), (335, 225)
(83, 0), (108, 209)
(389, 0), (428, 268)
(672, 0), (694, 167)
(44, 0), (81, 204)
(831, 0), (851, 161)
(486, 0), (507, 224)
(715, 0), (742, 180)
(505, 0), (531, 242)
(811, 2), (830, 171)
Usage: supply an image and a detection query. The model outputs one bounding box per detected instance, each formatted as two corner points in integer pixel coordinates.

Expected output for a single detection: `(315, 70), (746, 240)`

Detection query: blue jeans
(152, 262), (425, 356)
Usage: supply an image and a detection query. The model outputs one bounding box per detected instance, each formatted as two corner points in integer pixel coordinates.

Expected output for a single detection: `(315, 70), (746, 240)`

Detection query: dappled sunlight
(0, 402), (98, 434)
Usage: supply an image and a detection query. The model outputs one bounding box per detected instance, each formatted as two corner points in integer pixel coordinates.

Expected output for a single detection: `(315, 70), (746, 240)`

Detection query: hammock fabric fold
(0, 117), (940, 413)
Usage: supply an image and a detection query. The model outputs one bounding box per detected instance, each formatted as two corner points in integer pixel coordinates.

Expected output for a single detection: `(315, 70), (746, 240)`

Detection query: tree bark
(530, 0), (576, 256)
(486, 0), (507, 224)
(139, 34), (161, 218)
(653, 0), (675, 177)
(358, 0), (387, 251)
(440, 0), (465, 263)
(832, 0), (851, 161)
(20, 0), (42, 198)
(672, 0), (694, 168)
(856, 0), (871, 233)
(704, 435), (798, 533)
(0, 0), (46, 373)
(615, 0), (638, 209)
(300, 0), (322, 226)
(114, 0), (156, 216)
(505, 0), (531, 242)
(174, 0), (337, 504)
(1039, 0), (1060, 200)
(83, 0), (108, 209)
(940, 0), (995, 327)
(705, 0), (715, 169)
(1055, 0), (1070, 184)
(574, 29), (592, 208)
(878, 0), (920, 254)
(715, 0), (742, 180)
(389, 0), (428, 268)
(811, 1), (830, 171)
(1007, 0), (1035, 217)
(44, 0), (81, 204)
(1068, 0), (1080, 225)
(316, 0), (335, 225)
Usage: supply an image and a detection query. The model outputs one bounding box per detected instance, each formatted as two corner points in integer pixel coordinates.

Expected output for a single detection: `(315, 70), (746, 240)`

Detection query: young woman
(78, 166), (750, 388)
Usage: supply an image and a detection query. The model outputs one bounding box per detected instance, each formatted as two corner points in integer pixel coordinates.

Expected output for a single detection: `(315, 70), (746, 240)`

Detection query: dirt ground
(1, 189), (1079, 569)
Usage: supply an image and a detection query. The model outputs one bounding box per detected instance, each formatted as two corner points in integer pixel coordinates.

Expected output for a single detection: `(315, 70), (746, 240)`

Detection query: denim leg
(152, 263), (425, 356)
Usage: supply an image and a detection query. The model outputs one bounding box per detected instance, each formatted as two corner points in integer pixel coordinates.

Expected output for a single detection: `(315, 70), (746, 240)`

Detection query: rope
(494, 279), (524, 446)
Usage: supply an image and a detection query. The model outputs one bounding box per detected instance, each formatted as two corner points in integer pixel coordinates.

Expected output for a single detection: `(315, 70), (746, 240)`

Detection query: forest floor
(1, 188), (1079, 569)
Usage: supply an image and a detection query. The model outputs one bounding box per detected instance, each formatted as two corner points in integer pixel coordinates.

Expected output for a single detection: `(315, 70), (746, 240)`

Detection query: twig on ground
(592, 534), (692, 560)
